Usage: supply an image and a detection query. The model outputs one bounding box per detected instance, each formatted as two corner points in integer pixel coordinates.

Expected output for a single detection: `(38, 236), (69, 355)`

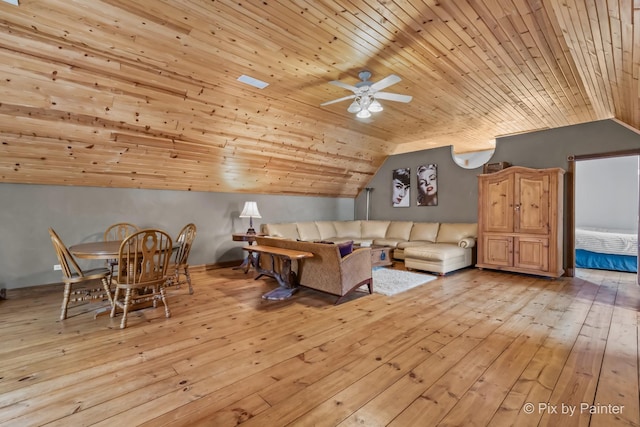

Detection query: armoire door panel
(481, 175), (514, 233)
(482, 235), (513, 266)
(514, 237), (549, 272)
(515, 173), (550, 234)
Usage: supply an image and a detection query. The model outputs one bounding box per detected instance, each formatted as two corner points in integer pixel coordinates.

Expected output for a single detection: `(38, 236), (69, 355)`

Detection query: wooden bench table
(243, 245), (314, 300)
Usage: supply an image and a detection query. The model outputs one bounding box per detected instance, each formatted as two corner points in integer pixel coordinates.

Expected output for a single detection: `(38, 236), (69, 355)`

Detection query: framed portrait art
(417, 164), (438, 206)
(392, 167), (410, 207)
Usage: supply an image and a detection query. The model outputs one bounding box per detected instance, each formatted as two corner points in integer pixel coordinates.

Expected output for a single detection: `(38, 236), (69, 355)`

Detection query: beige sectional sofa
(261, 220), (478, 275)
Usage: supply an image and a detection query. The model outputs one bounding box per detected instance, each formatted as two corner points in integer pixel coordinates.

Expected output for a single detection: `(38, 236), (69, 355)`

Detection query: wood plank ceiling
(0, 0), (638, 197)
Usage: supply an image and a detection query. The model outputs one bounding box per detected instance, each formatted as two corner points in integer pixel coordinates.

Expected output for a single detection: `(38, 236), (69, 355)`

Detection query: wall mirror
(451, 144), (495, 169)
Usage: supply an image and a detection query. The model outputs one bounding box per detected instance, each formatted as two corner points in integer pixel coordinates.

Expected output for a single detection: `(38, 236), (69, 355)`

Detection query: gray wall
(576, 156), (639, 232)
(0, 185), (353, 289)
(356, 119), (640, 228)
(356, 145), (480, 222)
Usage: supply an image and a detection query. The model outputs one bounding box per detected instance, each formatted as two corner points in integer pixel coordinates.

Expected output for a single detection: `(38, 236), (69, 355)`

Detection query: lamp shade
(368, 99), (383, 112)
(356, 108), (371, 119)
(347, 99), (361, 113)
(239, 201), (262, 218)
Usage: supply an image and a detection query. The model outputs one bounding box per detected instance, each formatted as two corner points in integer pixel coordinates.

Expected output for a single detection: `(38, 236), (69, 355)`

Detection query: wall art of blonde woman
(417, 164), (437, 206)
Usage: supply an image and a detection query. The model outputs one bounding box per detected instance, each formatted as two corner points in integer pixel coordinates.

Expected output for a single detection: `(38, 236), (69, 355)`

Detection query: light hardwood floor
(1, 265), (639, 426)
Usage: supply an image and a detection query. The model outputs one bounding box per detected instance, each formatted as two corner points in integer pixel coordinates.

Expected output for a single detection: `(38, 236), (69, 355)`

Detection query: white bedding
(575, 228), (638, 256)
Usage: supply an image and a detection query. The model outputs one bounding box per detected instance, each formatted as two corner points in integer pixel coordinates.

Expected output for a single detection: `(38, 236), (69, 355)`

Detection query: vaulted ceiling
(0, 0), (638, 197)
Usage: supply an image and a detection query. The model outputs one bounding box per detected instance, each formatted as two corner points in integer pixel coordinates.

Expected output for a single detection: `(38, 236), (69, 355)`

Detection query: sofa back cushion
(264, 223), (299, 240)
(386, 221), (414, 240)
(361, 220), (390, 239)
(296, 222), (321, 241)
(333, 220), (362, 238)
(410, 222), (440, 242)
(315, 221), (337, 240)
(436, 223), (478, 243)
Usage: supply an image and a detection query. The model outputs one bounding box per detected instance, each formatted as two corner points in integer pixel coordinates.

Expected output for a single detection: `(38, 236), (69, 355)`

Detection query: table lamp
(239, 201), (261, 235)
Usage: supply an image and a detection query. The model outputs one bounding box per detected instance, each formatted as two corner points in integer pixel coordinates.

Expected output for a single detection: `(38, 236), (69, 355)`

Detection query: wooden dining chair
(110, 229), (173, 329)
(103, 222), (139, 277)
(167, 223), (197, 294)
(48, 228), (112, 320)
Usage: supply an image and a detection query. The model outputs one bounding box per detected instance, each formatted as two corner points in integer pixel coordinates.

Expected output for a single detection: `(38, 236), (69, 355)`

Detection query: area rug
(359, 268), (437, 296)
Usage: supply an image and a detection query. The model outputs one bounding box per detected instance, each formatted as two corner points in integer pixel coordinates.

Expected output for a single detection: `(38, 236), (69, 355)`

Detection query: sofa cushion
(361, 220), (390, 239)
(405, 243), (467, 261)
(265, 223), (299, 240)
(436, 223), (478, 243)
(297, 222), (321, 241)
(409, 222), (440, 242)
(386, 221), (414, 240)
(334, 220), (362, 238)
(396, 241), (433, 249)
(315, 221), (337, 240)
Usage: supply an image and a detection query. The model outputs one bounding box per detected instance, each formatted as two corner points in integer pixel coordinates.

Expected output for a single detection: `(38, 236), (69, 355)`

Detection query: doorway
(567, 149), (640, 284)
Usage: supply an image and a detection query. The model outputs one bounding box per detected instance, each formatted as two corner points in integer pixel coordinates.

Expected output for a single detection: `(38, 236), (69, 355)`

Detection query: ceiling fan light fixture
(321, 71), (410, 119)
(356, 109), (371, 119)
(368, 99), (383, 112)
(347, 99), (361, 113)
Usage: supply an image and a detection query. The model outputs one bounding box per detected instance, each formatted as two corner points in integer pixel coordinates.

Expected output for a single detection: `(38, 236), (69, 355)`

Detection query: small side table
(232, 233), (261, 273)
(369, 245), (393, 268)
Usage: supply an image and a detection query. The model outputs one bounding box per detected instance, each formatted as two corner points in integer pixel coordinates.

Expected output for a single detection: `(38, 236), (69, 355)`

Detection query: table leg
(233, 241), (256, 273)
(261, 258), (298, 300)
(90, 276), (115, 319)
(233, 251), (255, 273)
(244, 250), (302, 301)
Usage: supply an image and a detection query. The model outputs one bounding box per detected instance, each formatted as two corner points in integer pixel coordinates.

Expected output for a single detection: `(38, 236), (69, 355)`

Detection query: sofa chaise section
(403, 223), (477, 275)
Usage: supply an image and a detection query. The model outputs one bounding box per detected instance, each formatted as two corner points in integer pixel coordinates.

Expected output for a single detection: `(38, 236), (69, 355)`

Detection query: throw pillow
(338, 241), (353, 258)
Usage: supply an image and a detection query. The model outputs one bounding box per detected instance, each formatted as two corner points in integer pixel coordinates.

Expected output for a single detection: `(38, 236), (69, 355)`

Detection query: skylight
(237, 75), (269, 89)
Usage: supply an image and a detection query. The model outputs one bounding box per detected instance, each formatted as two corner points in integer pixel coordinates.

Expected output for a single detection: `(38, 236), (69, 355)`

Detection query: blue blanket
(575, 249), (637, 273)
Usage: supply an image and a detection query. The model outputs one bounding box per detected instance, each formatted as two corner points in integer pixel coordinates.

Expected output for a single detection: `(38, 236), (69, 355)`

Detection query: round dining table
(69, 241), (124, 260)
(69, 240), (181, 259)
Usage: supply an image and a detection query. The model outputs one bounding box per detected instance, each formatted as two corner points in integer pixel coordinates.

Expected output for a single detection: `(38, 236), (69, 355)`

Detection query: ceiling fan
(320, 71), (412, 119)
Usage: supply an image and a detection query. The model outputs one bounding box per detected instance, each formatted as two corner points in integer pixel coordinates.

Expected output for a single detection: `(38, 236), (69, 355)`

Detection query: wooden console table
(243, 245), (313, 300)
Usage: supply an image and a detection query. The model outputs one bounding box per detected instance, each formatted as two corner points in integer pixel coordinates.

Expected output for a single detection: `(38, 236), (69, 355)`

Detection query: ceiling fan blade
(328, 80), (359, 92)
(370, 74), (401, 91)
(375, 92), (413, 103)
(320, 94), (356, 106)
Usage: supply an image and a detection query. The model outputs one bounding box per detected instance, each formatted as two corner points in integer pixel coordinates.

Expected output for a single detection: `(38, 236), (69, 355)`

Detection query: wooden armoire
(476, 166), (565, 278)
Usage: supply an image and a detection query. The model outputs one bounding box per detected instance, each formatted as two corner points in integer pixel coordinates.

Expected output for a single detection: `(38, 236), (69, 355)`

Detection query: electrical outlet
(53, 264), (62, 271)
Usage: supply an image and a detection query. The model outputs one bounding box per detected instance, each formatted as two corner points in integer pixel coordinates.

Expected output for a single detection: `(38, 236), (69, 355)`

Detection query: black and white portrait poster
(392, 167), (410, 207)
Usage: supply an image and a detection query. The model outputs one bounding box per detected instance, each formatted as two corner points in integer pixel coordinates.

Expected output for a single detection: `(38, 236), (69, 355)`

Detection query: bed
(575, 227), (638, 273)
